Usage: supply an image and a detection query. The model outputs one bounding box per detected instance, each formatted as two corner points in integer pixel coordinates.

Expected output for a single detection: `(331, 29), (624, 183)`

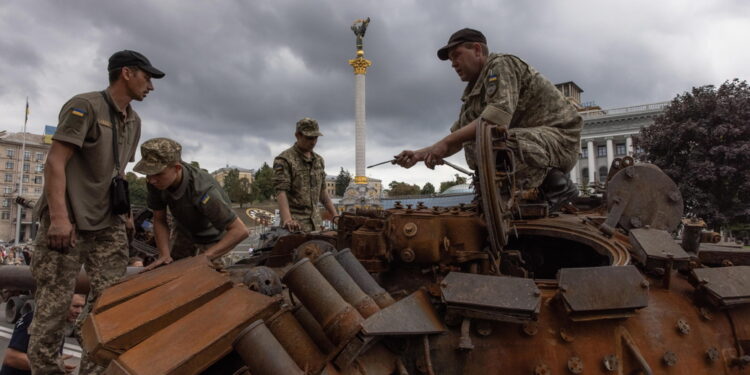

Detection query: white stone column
(354, 74), (366, 180)
(570, 162), (579, 185)
(587, 140), (595, 184)
(626, 136), (634, 156)
(606, 138), (614, 169)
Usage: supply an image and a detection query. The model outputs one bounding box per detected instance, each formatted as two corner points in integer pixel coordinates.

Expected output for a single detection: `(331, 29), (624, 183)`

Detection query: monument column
(349, 18), (372, 185)
(587, 140), (596, 184)
(606, 138), (614, 169)
(626, 136), (634, 156)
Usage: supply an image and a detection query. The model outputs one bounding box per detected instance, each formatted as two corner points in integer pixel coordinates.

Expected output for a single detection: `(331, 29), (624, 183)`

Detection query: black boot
(540, 168), (578, 212)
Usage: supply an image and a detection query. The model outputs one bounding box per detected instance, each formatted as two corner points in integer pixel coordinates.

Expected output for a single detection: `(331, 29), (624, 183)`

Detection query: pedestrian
(28, 49), (164, 374)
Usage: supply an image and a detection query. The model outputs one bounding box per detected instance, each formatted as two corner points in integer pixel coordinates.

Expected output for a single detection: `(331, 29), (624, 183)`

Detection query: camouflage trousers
(29, 214), (128, 375)
(290, 215), (318, 233)
(171, 231), (231, 268)
(504, 127), (579, 189)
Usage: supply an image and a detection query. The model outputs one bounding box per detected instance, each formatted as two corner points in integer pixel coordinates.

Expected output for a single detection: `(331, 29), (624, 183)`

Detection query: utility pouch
(111, 175), (130, 215)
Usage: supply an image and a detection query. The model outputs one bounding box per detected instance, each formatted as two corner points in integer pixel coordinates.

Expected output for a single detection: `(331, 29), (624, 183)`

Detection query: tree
(222, 168), (241, 203)
(639, 79), (750, 228)
(388, 181), (420, 196)
(421, 182), (435, 195)
(126, 172), (148, 207)
(439, 174), (468, 193)
(238, 177), (252, 208)
(189, 161), (208, 173)
(251, 162), (275, 202)
(335, 168), (352, 197)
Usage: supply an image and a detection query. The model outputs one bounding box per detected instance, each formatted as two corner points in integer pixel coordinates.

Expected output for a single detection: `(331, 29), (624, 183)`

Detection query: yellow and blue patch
(71, 108), (87, 117)
(488, 74), (498, 82)
(200, 193), (211, 205)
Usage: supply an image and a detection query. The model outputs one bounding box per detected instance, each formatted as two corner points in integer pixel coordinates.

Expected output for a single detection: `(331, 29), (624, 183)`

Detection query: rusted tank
(4, 122), (750, 374)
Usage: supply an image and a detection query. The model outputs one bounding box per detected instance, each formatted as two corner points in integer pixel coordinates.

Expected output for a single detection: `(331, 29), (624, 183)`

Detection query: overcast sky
(1, 0), (748, 189)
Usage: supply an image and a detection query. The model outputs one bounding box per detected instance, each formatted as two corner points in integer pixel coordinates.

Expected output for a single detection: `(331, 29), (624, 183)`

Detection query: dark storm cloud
(1, 0), (748, 186)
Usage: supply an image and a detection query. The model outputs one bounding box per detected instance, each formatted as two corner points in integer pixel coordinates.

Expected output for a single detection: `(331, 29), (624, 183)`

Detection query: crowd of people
(0, 246), (31, 266)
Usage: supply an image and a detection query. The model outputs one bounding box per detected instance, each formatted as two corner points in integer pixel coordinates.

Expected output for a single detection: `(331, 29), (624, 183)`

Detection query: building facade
(0, 132), (49, 243)
(211, 166), (254, 186)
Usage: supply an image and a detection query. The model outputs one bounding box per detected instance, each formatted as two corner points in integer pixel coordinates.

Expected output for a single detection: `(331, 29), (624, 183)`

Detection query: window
(36, 164), (43, 173)
(2, 199), (9, 208)
(4, 186), (12, 194)
(5, 161), (12, 170)
(22, 175), (29, 183)
(4, 174), (12, 182)
(23, 162), (29, 172)
(6, 149), (14, 158)
(36, 152), (44, 161)
(34, 176), (43, 184)
(615, 144), (626, 156)
(23, 151), (30, 161)
(21, 187), (27, 193)
(599, 166), (608, 182)
(35, 187), (42, 194)
(1, 211), (8, 220)
(597, 145), (607, 157)
(580, 147), (587, 159)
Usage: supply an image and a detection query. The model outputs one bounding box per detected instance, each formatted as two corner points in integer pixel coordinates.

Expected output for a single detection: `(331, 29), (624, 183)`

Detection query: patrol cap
(437, 28), (487, 61)
(108, 50), (165, 79)
(296, 117), (323, 137)
(133, 138), (182, 175)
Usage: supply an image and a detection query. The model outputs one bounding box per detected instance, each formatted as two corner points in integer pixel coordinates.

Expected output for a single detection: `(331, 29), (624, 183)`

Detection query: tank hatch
(629, 227), (692, 271)
(557, 265), (649, 321)
(689, 266), (750, 308)
(440, 272), (540, 323)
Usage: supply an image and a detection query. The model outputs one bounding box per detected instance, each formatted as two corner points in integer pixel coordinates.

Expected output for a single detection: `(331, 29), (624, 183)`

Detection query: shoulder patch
(71, 108), (87, 117)
(486, 69), (498, 96)
(200, 193), (211, 205)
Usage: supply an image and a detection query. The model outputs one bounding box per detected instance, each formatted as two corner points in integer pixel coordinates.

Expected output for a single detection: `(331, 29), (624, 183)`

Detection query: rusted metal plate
(629, 228), (691, 270)
(361, 289), (446, 335)
(106, 287), (279, 375)
(558, 265), (648, 319)
(698, 244), (750, 266)
(690, 266), (750, 307)
(441, 272), (540, 314)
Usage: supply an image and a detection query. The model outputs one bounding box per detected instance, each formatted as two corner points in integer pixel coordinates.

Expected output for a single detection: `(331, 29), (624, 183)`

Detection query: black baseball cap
(437, 28), (487, 60)
(108, 50), (165, 79)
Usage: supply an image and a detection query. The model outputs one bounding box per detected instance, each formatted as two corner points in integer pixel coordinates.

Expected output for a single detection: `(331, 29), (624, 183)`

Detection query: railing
(580, 101), (670, 119)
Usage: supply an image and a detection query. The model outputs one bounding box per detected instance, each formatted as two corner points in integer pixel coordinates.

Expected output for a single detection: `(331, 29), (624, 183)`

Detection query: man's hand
(143, 255), (173, 271)
(282, 219), (301, 232)
(393, 150), (425, 168)
(47, 218), (76, 251)
(125, 214), (135, 242)
(62, 354), (77, 374)
(424, 141), (450, 169)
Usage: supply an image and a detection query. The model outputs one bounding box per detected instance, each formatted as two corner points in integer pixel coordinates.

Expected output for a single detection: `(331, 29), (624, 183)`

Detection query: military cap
(437, 28), (487, 60)
(108, 50), (165, 79)
(133, 138), (182, 175)
(296, 117), (323, 137)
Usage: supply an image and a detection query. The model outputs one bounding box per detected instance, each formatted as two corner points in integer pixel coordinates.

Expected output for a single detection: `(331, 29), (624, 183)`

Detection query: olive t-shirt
(34, 90), (140, 231)
(147, 162), (237, 244)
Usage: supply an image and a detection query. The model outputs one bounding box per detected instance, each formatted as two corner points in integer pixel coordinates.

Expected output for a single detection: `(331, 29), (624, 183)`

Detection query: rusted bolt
(625, 167), (635, 178)
(603, 354), (619, 372)
(400, 248), (415, 263)
(722, 259), (734, 267)
(706, 347), (719, 363)
(560, 328), (575, 343)
(567, 356), (584, 374)
(668, 191), (681, 203)
(699, 307), (713, 321)
(533, 289), (541, 297)
(676, 318), (691, 335)
(534, 363), (551, 375)
(663, 351), (678, 367)
(630, 216), (643, 228)
(403, 222), (418, 237)
(522, 321), (538, 336)
(417, 201), (425, 209)
(475, 320), (493, 336)
(640, 280), (650, 288)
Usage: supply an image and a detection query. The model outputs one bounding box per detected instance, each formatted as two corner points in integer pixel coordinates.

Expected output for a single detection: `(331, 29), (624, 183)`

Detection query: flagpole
(14, 98), (29, 246)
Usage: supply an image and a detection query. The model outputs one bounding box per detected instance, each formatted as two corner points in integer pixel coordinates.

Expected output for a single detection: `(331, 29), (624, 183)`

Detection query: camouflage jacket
(451, 53), (582, 175)
(273, 145), (326, 227)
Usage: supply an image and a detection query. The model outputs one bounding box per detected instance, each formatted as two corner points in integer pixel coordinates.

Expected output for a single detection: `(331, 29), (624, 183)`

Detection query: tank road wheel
(5, 295), (26, 323)
(476, 119), (516, 254)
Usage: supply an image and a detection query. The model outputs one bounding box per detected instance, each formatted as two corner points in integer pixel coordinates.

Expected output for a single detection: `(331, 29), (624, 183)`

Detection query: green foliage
(421, 182), (435, 195)
(439, 174), (467, 193)
(251, 162), (275, 202)
(335, 168), (352, 196)
(388, 181), (421, 196)
(639, 79), (750, 228)
(189, 160), (208, 173)
(222, 168), (242, 203)
(126, 172), (148, 207)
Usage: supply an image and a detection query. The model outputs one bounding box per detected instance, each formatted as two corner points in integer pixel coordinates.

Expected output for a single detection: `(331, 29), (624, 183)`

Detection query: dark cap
(108, 50), (165, 79)
(437, 28), (487, 60)
(133, 138), (182, 175)
(296, 117), (323, 137)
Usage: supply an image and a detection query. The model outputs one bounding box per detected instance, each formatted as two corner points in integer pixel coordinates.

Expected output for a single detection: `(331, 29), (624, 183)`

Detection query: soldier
(29, 50), (164, 374)
(134, 138), (249, 270)
(273, 118), (338, 232)
(395, 28), (582, 209)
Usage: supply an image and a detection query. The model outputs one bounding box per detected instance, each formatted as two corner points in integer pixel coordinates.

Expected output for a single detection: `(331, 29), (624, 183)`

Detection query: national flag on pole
(44, 125), (56, 144)
(24, 98), (29, 124)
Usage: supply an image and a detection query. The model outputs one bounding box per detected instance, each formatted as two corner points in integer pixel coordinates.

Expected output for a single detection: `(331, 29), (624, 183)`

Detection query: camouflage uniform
(451, 53), (582, 188)
(135, 138), (238, 268)
(273, 118), (327, 232)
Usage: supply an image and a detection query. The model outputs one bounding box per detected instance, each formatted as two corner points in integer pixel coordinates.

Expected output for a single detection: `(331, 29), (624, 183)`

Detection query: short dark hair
(108, 66), (139, 84)
(462, 42), (489, 56)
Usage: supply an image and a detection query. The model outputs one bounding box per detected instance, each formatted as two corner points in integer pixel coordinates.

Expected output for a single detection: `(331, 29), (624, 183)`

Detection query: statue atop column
(351, 17), (370, 52)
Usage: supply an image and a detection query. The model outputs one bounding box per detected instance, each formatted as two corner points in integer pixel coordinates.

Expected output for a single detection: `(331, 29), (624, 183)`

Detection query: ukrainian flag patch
(71, 108), (86, 117)
(200, 193), (211, 205)
(488, 75), (498, 82)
